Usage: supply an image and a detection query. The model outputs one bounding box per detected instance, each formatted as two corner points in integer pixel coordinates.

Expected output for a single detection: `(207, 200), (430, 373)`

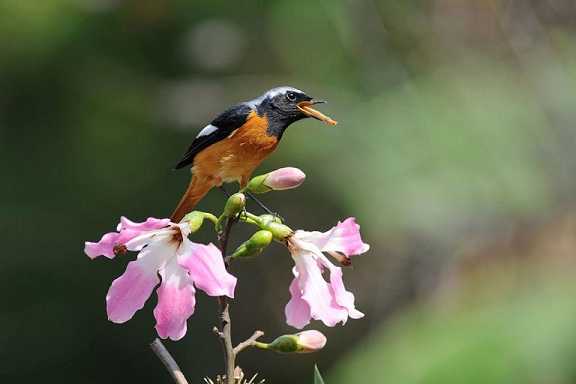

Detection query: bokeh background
(3, 0), (576, 383)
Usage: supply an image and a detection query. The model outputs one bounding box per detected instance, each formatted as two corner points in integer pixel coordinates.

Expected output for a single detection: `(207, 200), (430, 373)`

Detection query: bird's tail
(170, 174), (213, 222)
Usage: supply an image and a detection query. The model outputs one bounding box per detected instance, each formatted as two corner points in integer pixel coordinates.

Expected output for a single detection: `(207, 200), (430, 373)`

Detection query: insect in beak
(297, 100), (337, 125)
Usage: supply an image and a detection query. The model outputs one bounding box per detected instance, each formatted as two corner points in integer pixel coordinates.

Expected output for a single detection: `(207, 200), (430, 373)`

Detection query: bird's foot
(219, 185), (231, 198)
(245, 191), (276, 216)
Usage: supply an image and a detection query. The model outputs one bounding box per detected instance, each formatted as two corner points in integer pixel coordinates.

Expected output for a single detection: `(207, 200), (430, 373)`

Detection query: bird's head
(252, 87), (337, 126)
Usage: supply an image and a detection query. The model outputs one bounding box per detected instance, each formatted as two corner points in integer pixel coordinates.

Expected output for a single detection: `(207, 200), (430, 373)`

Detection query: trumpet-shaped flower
(285, 218), (369, 329)
(84, 217), (236, 340)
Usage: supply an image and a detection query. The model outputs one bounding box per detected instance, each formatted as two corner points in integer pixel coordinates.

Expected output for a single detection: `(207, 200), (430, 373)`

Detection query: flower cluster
(84, 167), (370, 354)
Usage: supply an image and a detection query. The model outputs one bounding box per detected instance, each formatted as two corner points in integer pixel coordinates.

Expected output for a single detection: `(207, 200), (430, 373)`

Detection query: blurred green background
(3, 0), (576, 383)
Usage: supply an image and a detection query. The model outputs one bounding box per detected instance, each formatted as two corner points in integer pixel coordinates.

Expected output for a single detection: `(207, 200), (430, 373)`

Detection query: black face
(268, 90), (313, 121)
(254, 87), (335, 138)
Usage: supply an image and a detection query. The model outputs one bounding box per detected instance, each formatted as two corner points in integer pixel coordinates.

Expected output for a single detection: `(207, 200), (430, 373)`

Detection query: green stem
(240, 212), (263, 226)
(201, 212), (218, 225)
(252, 342), (269, 350)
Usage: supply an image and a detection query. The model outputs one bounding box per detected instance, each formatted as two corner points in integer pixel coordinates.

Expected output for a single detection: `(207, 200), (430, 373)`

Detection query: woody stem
(217, 215), (237, 384)
(150, 339), (189, 384)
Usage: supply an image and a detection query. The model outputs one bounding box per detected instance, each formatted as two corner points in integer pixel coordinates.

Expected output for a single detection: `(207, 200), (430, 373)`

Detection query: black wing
(173, 104), (252, 170)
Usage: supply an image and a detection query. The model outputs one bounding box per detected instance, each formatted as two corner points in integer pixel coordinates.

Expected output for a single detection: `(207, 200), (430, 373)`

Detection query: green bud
(223, 193), (246, 217)
(258, 214), (283, 226)
(267, 335), (299, 353)
(250, 230), (274, 246)
(231, 230), (273, 259)
(245, 174), (271, 194)
(265, 222), (293, 241)
(183, 211), (206, 233)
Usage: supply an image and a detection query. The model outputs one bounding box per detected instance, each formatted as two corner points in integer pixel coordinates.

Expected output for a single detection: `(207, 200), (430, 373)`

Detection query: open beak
(297, 100), (337, 125)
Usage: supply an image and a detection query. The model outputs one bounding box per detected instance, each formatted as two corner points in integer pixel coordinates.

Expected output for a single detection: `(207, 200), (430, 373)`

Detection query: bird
(170, 86), (337, 222)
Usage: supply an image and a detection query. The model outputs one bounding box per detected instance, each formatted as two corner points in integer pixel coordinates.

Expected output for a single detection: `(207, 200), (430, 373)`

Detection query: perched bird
(171, 86), (337, 222)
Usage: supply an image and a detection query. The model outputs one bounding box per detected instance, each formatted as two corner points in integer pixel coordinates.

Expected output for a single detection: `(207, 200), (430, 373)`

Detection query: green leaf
(314, 365), (326, 384)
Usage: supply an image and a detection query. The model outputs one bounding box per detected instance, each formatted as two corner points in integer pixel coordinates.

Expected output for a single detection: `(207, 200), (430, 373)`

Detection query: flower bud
(223, 193), (246, 217)
(259, 214), (283, 226)
(264, 167), (305, 190)
(230, 230), (273, 259)
(294, 330), (327, 352)
(245, 174), (270, 194)
(259, 330), (327, 353)
(265, 222), (293, 241)
(246, 167), (306, 194)
(183, 211), (206, 233)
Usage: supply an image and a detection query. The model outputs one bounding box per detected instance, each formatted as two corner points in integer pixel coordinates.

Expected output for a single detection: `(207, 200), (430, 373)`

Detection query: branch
(150, 338), (189, 384)
(216, 215), (238, 384)
(233, 330), (264, 355)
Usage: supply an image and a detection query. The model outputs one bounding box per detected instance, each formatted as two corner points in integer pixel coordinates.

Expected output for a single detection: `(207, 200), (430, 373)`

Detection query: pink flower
(84, 217), (236, 340)
(264, 167), (306, 190)
(85, 217), (171, 259)
(285, 218), (369, 329)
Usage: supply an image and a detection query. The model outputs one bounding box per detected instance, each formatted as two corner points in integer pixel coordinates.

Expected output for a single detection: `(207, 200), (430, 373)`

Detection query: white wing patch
(196, 124), (219, 138)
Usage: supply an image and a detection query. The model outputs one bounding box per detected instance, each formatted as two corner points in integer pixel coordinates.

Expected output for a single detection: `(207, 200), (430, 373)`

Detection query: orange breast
(192, 111), (279, 186)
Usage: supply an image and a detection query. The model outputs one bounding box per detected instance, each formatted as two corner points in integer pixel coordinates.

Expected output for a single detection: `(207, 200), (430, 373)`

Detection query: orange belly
(192, 111), (278, 187)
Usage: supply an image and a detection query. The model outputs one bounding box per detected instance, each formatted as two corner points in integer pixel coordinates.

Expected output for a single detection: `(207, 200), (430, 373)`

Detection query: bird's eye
(286, 92), (297, 101)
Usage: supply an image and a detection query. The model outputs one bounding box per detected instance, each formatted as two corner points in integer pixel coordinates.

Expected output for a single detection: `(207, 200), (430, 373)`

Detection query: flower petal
(154, 258), (196, 341)
(177, 241), (236, 298)
(285, 275), (312, 329)
(106, 241), (168, 323)
(322, 260), (364, 320)
(85, 228), (146, 259)
(85, 232), (120, 259)
(118, 217), (171, 232)
(295, 250), (348, 327)
(123, 227), (173, 252)
(294, 217), (369, 257)
(85, 217), (171, 259)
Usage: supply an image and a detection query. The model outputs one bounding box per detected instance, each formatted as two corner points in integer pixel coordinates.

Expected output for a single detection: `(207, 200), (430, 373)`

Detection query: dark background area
(2, 0), (576, 383)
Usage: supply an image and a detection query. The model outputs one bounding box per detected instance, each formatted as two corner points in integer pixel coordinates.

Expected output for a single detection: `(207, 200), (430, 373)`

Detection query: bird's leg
(223, 185), (282, 220)
(219, 185), (231, 198)
(245, 191), (279, 218)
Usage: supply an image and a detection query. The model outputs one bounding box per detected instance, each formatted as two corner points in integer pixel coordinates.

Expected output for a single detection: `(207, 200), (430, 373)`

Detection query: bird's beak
(297, 100), (337, 125)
